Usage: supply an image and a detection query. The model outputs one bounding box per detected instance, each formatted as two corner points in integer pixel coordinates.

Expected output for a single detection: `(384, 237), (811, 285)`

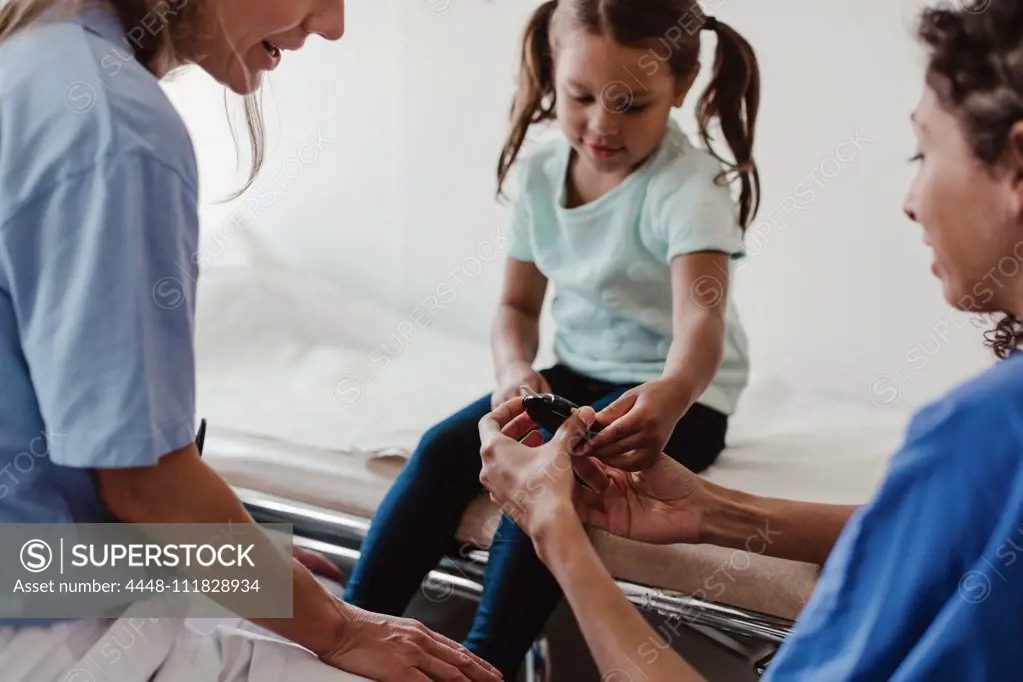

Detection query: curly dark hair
(917, 0), (1023, 359)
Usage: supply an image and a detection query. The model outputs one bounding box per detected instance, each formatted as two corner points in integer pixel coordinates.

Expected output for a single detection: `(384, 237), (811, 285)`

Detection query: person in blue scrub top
(0, 2), (503, 681)
(476, 0), (1023, 680)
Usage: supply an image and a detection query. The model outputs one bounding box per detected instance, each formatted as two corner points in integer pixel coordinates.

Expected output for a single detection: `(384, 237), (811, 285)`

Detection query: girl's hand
(571, 454), (707, 545)
(492, 361), (551, 409)
(478, 397), (595, 542)
(582, 379), (691, 472)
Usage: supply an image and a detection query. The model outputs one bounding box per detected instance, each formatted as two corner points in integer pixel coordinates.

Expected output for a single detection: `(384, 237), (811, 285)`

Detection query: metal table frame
(236, 487), (793, 679)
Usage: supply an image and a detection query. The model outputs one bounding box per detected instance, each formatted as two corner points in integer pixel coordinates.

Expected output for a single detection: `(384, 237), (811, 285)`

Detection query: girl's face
(190, 0), (345, 94)
(904, 87), (1023, 314)
(553, 29), (696, 176)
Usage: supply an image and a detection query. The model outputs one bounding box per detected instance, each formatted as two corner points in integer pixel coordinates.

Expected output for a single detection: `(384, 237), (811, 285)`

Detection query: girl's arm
(583, 252), (732, 470)
(491, 258), (550, 404)
(661, 252), (731, 407)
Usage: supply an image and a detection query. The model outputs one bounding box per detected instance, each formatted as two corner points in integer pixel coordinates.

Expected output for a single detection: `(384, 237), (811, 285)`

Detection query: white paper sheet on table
(195, 263), (496, 453)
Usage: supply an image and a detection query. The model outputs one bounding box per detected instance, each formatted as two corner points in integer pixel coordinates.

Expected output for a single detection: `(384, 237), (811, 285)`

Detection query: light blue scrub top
(0, 8), (198, 535)
(505, 120), (749, 415)
(764, 350), (1023, 680)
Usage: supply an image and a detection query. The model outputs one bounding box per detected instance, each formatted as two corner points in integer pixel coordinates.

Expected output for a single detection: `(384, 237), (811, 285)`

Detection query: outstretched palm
(572, 453), (707, 545)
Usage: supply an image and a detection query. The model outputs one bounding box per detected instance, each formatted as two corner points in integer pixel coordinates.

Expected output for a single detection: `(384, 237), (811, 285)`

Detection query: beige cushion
(590, 535), (818, 621)
(205, 428), (818, 621)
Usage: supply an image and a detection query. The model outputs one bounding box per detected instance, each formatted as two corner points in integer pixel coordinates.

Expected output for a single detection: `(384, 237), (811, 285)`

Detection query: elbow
(94, 444), (193, 522)
(95, 468), (149, 522)
(498, 299), (541, 321)
(490, 308), (506, 335)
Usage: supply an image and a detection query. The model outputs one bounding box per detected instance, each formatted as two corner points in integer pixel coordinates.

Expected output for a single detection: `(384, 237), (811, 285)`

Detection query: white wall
(163, 0), (405, 306)
(164, 0), (995, 413)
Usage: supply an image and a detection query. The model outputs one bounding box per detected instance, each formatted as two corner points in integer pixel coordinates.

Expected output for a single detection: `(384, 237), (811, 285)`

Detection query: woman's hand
(322, 604), (503, 681)
(571, 453), (709, 545)
(582, 379), (692, 471)
(478, 397), (595, 542)
(491, 361), (551, 409)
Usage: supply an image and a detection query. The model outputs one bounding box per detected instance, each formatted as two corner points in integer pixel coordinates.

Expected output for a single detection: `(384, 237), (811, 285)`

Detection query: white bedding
(195, 264), (913, 507)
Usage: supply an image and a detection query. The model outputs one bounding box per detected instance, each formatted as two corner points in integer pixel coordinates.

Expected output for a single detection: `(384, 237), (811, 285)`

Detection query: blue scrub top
(0, 8), (199, 531)
(765, 350), (1023, 680)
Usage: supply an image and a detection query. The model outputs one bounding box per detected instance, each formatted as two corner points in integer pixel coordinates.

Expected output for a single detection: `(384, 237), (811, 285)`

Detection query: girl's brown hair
(0, 0), (265, 197)
(497, 0), (761, 229)
(917, 0), (1023, 359)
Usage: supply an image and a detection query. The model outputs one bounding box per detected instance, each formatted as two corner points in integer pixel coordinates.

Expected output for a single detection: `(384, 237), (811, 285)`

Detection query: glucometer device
(520, 386), (604, 441)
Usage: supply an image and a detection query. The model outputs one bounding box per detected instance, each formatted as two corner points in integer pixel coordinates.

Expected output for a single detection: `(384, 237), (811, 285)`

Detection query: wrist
(532, 503), (586, 566)
(251, 559), (349, 658)
(300, 565), (352, 658)
(698, 483), (762, 549)
(657, 373), (698, 413)
(313, 599), (361, 660)
(497, 358), (531, 380)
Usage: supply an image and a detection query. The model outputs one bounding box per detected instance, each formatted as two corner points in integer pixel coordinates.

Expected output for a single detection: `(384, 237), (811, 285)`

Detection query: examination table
(194, 264), (910, 678)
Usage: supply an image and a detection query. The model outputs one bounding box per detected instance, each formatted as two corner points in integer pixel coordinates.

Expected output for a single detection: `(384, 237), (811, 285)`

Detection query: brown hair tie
(703, 16), (718, 31)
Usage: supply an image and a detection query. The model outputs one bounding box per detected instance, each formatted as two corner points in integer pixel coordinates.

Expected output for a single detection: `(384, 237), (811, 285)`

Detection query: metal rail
(236, 487), (795, 644)
(238, 486), (793, 679)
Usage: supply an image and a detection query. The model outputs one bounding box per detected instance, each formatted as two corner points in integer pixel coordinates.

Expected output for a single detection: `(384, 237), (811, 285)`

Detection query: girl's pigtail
(696, 19), (762, 229)
(497, 0), (558, 198)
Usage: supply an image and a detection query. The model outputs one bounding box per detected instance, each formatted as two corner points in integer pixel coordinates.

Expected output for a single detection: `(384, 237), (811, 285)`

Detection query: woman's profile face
(904, 87), (1023, 314)
(191, 0), (345, 94)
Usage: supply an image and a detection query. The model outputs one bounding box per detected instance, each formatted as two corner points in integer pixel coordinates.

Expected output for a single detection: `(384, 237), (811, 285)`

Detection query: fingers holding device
(485, 391), (709, 547)
(519, 386), (604, 444)
(478, 396), (597, 542)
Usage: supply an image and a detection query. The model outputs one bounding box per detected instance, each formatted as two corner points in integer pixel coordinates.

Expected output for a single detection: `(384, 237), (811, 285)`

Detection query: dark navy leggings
(343, 364), (728, 678)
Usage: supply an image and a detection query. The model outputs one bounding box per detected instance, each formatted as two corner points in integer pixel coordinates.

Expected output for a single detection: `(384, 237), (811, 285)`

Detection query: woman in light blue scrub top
(0, 2), (503, 682)
(475, 0), (1023, 680)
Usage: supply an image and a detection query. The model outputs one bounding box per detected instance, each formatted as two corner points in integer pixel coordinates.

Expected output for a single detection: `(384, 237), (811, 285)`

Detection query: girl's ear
(673, 63), (700, 108)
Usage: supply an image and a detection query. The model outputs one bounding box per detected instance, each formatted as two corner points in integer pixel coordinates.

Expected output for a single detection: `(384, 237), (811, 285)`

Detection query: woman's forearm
(701, 482), (857, 566)
(535, 510), (708, 682)
(95, 444), (348, 657)
(491, 303), (540, 376)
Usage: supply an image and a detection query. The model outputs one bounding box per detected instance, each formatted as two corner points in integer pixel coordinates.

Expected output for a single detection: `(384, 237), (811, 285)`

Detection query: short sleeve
(762, 397), (1021, 680)
(0, 153), (200, 469)
(504, 160), (536, 263)
(651, 158), (745, 263)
